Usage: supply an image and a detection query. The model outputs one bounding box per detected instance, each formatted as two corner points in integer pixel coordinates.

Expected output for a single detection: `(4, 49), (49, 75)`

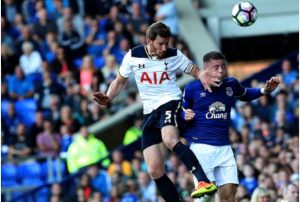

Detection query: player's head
(203, 51), (227, 81)
(146, 22), (171, 59)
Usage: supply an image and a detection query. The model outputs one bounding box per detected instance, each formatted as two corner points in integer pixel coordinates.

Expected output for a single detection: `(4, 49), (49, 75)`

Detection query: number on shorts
(165, 110), (172, 123)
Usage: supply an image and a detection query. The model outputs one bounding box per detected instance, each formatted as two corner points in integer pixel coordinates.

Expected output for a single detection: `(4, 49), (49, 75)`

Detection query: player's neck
(145, 45), (160, 59)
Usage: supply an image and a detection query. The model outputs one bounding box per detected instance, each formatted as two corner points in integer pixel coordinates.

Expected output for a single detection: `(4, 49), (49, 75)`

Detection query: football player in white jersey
(93, 22), (222, 201)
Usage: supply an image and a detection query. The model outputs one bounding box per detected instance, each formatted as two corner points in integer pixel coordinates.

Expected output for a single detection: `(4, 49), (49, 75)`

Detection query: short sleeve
(119, 50), (132, 78)
(176, 49), (194, 74)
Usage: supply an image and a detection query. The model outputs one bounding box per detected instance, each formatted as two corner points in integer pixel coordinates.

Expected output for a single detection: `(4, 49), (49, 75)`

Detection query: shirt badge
(200, 92), (206, 97)
(226, 87), (233, 96)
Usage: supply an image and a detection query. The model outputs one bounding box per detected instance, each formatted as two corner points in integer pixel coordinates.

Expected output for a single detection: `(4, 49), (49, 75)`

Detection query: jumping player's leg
(158, 100), (217, 198)
(143, 143), (181, 202)
(218, 184), (237, 202)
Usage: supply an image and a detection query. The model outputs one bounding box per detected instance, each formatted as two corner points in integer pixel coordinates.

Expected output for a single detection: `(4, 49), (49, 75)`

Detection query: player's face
(204, 59), (227, 81)
(148, 36), (170, 59)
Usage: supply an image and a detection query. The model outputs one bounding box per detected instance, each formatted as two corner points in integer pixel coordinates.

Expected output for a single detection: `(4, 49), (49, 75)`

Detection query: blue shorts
(141, 100), (181, 150)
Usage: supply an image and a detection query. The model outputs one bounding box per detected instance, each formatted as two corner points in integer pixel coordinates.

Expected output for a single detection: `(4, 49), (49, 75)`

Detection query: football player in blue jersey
(181, 51), (280, 201)
(94, 22), (222, 201)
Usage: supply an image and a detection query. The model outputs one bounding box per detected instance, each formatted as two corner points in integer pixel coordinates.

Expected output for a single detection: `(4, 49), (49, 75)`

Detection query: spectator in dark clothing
(2, 103), (21, 143)
(105, 6), (126, 32)
(28, 111), (44, 152)
(84, 0), (112, 18)
(58, 19), (86, 61)
(55, 105), (81, 134)
(8, 123), (32, 160)
(33, 9), (57, 42)
(16, 25), (40, 57)
(35, 71), (65, 110)
(1, 0), (22, 24)
(1, 43), (18, 79)
(50, 47), (74, 79)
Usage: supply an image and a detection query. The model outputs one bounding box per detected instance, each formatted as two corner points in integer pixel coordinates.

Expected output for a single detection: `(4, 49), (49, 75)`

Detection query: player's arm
(181, 85), (195, 121)
(93, 73), (127, 105)
(188, 64), (222, 92)
(237, 77), (280, 101)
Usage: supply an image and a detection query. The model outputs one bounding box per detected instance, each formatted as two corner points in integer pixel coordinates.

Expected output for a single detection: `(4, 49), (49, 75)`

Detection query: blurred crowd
(1, 0), (192, 159)
(1, 0), (299, 202)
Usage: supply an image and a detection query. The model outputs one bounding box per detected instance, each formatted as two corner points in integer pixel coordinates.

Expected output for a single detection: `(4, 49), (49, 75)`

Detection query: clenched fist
(93, 92), (111, 106)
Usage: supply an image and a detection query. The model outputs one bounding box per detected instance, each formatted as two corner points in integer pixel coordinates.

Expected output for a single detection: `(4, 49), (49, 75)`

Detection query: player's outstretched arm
(93, 74), (127, 106)
(189, 64), (222, 92)
(262, 76), (280, 94)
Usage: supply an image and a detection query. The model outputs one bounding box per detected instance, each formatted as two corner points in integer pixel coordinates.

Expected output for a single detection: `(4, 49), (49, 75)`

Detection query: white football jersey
(119, 45), (194, 114)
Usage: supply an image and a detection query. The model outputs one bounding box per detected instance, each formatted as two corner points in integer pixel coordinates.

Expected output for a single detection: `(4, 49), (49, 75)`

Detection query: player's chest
(131, 58), (177, 84)
(193, 86), (236, 107)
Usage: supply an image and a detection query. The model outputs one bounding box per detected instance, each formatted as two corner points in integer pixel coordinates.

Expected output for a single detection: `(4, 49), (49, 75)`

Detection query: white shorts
(190, 143), (239, 187)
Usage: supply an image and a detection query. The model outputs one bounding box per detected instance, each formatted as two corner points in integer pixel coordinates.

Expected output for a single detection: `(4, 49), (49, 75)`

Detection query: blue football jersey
(182, 77), (246, 146)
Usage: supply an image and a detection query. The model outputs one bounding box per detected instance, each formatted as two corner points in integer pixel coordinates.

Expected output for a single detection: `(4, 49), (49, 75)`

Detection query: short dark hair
(203, 51), (226, 63)
(146, 22), (171, 40)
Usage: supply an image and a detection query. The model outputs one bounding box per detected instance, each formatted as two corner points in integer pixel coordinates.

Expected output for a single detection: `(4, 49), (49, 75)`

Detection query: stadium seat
(2, 163), (18, 181)
(17, 161), (42, 180)
(94, 57), (105, 69)
(73, 58), (83, 69)
(15, 99), (37, 126)
(1, 99), (9, 117)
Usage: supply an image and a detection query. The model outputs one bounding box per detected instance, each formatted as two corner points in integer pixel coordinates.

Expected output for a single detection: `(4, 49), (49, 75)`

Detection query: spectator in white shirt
(19, 41), (43, 76)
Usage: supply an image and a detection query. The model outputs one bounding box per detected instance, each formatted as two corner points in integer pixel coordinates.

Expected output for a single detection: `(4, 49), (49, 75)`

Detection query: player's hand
(199, 69), (222, 92)
(183, 108), (195, 121)
(93, 92), (111, 106)
(263, 77), (280, 94)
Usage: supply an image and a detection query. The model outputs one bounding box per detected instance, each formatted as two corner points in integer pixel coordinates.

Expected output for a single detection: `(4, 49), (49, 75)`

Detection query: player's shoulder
(223, 77), (240, 86)
(131, 45), (147, 58)
(186, 80), (201, 90)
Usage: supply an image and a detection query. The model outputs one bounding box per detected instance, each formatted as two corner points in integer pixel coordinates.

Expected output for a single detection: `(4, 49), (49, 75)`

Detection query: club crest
(226, 87), (233, 96)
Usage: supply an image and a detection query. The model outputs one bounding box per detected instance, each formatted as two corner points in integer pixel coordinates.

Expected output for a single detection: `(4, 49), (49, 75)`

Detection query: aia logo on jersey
(140, 72), (170, 84)
(226, 87), (233, 96)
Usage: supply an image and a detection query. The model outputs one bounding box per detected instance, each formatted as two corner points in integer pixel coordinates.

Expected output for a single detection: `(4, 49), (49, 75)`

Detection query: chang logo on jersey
(140, 71), (170, 84)
(206, 101), (227, 119)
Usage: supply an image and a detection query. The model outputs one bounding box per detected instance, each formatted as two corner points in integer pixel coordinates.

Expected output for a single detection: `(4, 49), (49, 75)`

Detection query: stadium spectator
(67, 126), (110, 173)
(86, 165), (112, 199)
(250, 187), (271, 202)
(280, 59), (298, 87)
(50, 47), (74, 78)
(102, 54), (119, 87)
(55, 105), (81, 134)
(74, 99), (93, 126)
(36, 120), (61, 157)
(8, 66), (34, 100)
(1, 43), (18, 79)
(2, 102), (21, 144)
(28, 111), (44, 152)
(241, 164), (259, 195)
(108, 149), (132, 177)
(19, 41), (43, 76)
(84, 17), (106, 57)
(8, 123), (32, 160)
(79, 55), (96, 95)
(155, 0), (179, 37)
(282, 183), (299, 202)
(16, 25), (40, 57)
(78, 174), (93, 201)
(2, 0), (22, 24)
(33, 9), (57, 42)
(56, 7), (84, 36)
(58, 18), (86, 61)
(137, 171), (157, 202)
(59, 124), (73, 158)
(36, 71), (65, 110)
